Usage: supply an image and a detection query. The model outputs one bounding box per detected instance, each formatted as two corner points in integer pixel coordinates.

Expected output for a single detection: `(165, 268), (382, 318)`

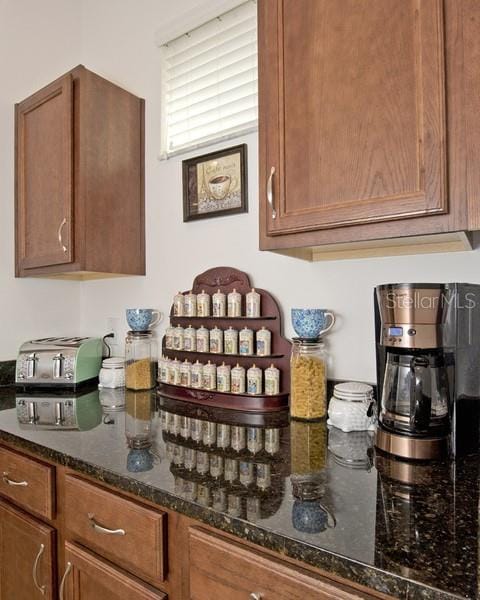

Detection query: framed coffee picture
(182, 144), (248, 222)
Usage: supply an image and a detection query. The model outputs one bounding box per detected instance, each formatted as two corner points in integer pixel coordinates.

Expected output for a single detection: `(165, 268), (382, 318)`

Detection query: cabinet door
(60, 542), (166, 600)
(15, 73), (74, 270)
(0, 500), (55, 600)
(260, 0), (447, 236)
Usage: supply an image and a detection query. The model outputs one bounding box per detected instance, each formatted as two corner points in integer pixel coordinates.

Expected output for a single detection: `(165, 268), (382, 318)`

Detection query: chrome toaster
(16, 337), (103, 388)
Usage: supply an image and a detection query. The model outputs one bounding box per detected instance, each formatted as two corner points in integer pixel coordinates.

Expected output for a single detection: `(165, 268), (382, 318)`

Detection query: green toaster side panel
(74, 338), (103, 383)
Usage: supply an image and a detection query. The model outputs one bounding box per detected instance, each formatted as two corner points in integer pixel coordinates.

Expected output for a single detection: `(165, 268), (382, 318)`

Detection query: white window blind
(160, 0), (258, 158)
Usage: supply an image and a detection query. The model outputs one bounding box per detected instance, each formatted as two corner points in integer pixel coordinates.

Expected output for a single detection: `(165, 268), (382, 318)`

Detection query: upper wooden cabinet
(258, 0), (480, 259)
(15, 65), (145, 279)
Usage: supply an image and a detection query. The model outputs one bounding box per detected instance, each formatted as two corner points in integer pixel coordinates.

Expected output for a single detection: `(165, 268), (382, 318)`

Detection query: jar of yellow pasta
(290, 339), (327, 420)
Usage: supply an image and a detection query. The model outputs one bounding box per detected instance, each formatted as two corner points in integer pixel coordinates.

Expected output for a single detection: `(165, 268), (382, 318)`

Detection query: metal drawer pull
(88, 513), (126, 536)
(57, 217), (67, 253)
(59, 562), (72, 600)
(2, 472), (28, 487)
(32, 543), (46, 595)
(267, 166), (276, 219)
(250, 594), (263, 600)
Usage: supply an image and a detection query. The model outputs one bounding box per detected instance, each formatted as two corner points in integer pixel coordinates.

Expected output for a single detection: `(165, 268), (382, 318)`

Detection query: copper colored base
(375, 427), (447, 460)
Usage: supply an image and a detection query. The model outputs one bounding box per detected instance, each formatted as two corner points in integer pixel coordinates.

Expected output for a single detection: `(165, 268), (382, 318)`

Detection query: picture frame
(182, 144), (248, 222)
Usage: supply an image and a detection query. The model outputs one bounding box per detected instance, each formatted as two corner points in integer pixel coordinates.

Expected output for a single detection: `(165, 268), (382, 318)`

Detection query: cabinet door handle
(32, 543), (46, 595)
(59, 562), (72, 600)
(2, 472), (28, 487)
(88, 513), (126, 536)
(57, 218), (68, 253)
(267, 166), (276, 219)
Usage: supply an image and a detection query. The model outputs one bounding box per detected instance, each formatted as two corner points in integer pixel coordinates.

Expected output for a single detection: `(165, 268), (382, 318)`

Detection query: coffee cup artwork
(182, 144), (247, 221)
(208, 174), (238, 200)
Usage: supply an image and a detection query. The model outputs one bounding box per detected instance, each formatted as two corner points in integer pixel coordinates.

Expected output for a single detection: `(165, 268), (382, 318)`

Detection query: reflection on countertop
(0, 387), (477, 599)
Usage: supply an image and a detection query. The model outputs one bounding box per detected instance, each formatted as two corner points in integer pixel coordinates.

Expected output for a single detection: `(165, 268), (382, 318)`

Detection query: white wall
(77, 0), (480, 382)
(3, 1), (480, 382)
(0, 0), (82, 360)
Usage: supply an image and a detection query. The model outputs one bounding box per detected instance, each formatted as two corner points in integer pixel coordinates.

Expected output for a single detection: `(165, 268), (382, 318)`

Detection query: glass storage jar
(125, 331), (157, 390)
(290, 338), (327, 420)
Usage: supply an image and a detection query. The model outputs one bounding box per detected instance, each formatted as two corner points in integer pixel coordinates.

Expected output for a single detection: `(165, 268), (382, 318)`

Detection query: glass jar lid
(127, 330), (152, 338)
(102, 357), (125, 369)
(333, 381), (373, 402)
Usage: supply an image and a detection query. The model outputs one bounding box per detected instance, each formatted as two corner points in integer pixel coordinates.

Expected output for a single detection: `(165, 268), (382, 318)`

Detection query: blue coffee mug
(126, 308), (162, 331)
(291, 308), (335, 339)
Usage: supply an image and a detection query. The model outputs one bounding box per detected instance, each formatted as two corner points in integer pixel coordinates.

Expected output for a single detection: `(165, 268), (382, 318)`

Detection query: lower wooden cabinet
(0, 500), (55, 600)
(188, 527), (373, 600)
(60, 542), (166, 600)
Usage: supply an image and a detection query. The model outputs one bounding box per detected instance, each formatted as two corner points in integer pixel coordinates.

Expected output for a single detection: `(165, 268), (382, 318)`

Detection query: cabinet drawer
(0, 446), (55, 520)
(189, 528), (375, 600)
(64, 475), (167, 585)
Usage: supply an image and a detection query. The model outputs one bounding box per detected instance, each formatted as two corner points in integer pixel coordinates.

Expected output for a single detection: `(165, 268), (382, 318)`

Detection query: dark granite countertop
(0, 386), (478, 600)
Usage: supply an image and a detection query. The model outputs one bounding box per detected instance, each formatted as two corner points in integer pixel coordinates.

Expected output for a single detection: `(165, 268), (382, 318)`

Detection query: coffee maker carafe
(374, 283), (480, 460)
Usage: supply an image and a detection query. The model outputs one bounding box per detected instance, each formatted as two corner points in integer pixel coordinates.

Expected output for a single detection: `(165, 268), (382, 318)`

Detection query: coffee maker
(374, 283), (480, 459)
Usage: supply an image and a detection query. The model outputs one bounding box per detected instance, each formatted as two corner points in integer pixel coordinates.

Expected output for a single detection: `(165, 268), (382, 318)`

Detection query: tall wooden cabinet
(259, 0), (480, 259)
(15, 65), (145, 279)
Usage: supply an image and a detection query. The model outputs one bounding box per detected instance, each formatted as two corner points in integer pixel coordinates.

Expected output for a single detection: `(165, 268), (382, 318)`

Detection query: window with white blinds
(160, 0), (258, 158)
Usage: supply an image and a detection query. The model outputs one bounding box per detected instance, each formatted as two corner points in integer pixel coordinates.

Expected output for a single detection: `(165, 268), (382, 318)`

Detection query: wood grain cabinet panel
(259, 0), (480, 256)
(15, 64), (145, 279)
(60, 542), (166, 600)
(15, 74), (73, 270)
(64, 475), (167, 586)
(0, 500), (55, 600)
(0, 446), (55, 520)
(188, 527), (377, 600)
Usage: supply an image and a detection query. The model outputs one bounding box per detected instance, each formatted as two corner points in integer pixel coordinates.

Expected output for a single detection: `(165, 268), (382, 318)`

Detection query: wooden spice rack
(157, 266), (291, 412)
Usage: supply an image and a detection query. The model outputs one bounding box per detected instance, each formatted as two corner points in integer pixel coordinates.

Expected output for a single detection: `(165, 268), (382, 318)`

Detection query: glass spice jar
(183, 325), (196, 352)
(264, 364), (280, 395)
(217, 362), (231, 392)
(165, 326), (175, 350)
(159, 355), (169, 383)
(202, 361), (216, 390)
(247, 364), (262, 395)
(191, 361), (203, 389)
(173, 292), (184, 316)
(212, 289), (226, 317)
(180, 360), (192, 387)
(196, 326), (209, 353)
(173, 325), (184, 350)
(227, 288), (242, 317)
(290, 339), (328, 420)
(256, 327), (272, 356)
(246, 288), (261, 317)
(239, 327), (254, 355)
(231, 363), (246, 393)
(168, 358), (181, 385)
(125, 331), (157, 390)
(209, 326), (223, 353)
(224, 327), (238, 354)
(184, 291), (197, 317)
(197, 290), (210, 317)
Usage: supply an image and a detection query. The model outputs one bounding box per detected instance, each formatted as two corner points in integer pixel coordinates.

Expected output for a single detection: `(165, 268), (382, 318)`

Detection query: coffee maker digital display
(374, 283), (480, 460)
